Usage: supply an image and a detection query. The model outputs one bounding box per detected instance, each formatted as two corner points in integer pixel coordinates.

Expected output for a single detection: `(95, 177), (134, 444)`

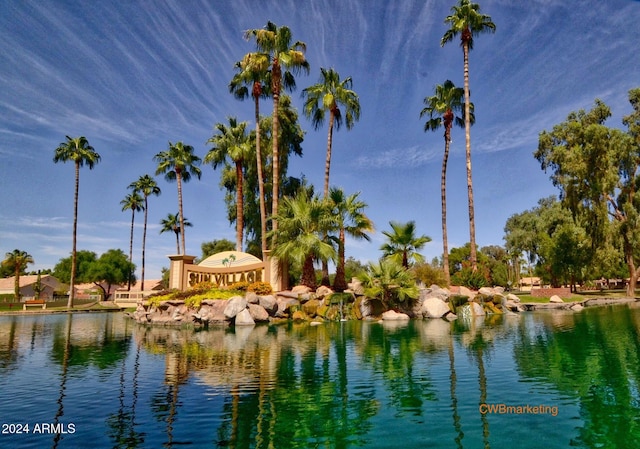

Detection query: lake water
(1, 304), (639, 449)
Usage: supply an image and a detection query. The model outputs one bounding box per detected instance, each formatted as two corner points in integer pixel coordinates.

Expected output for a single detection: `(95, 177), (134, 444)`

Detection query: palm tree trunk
(235, 161), (244, 252)
(68, 162), (80, 308)
(177, 172), (186, 255)
(128, 209), (135, 290)
(333, 228), (347, 292)
(301, 255), (316, 289)
(174, 230), (180, 254)
(141, 197), (148, 292)
(323, 111), (335, 198)
(271, 61), (282, 244)
(14, 268), (20, 301)
(320, 112), (336, 286)
(254, 90), (267, 256)
(442, 130), (452, 286)
(463, 39), (478, 272)
(625, 238), (638, 296)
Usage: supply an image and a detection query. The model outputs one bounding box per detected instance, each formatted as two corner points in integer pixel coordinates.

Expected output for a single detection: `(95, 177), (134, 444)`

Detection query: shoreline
(521, 296), (639, 311)
(1, 297), (638, 318)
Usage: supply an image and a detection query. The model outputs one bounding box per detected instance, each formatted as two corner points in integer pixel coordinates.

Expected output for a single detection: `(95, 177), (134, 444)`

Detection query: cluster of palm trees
(422, 0), (495, 284)
(48, 1), (495, 305)
(122, 143), (202, 294)
(53, 134), (202, 306)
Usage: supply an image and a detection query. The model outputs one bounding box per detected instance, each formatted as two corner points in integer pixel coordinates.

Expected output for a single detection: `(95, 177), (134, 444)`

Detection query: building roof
(117, 279), (164, 292)
(0, 274), (62, 292)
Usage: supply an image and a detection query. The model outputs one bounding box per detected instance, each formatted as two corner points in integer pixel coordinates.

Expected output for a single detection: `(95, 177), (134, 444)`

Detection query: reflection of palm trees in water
(477, 345), (490, 449)
(151, 350), (189, 447)
(449, 333), (463, 449)
(107, 320), (144, 448)
(466, 316), (492, 449)
(0, 319), (18, 370)
(52, 314), (72, 449)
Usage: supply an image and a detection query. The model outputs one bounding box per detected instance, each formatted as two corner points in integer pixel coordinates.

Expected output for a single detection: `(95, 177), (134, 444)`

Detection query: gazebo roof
(198, 251), (262, 268)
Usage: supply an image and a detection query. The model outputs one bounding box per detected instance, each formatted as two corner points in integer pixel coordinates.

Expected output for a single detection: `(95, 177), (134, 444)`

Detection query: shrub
(451, 263), (490, 289)
(229, 281), (250, 292)
(247, 281), (273, 295)
(191, 281), (217, 292)
(411, 262), (447, 287)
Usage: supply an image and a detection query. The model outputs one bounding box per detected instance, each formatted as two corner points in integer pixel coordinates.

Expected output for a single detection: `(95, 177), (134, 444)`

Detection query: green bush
(451, 266), (489, 289)
(410, 263), (447, 287)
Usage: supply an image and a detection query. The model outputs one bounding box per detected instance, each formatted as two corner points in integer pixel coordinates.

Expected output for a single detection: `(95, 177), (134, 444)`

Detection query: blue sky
(1, 0), (639, 279)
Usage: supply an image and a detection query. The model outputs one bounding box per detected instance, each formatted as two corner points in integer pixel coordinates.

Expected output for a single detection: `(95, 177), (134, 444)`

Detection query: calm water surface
(1, 304), (640, 449)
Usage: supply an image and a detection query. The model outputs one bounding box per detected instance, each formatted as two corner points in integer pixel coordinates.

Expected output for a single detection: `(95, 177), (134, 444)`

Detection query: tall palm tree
(229, 52), (271, 256)
(160, 213), (192, 255)
(269, 193), (336, 289)
(53, 135), (101, 308)
(154, 142), (202, 256)
(441, 0), (495, 271)
(120, 191), (144, 290)
(326, 188), (373, 292)
(129, 175), (161, 291)
(302, 68), (361, 198)
(381, 221), (431, 269)
(245, 21), (309, 240)
(205, 117), (253, 252)
(2, 249), (34, 300)
(420, 80), (471, 286)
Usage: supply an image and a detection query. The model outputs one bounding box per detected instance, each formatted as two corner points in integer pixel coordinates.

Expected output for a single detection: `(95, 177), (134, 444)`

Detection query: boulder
(302, 298), (320, 316)
(549, 295), (564, 303)
(459, 286), (476, 300)
(316, 285), (333, 298)
(470, 302), (486, 316)
(347, 278), (365, 295)
(478, 287), (494, 296)
(292, 285), (312, 294)
(200, 300), (228, 323)
(418, 285), (451, 301)
(381, 310), (410, 321)
(570, 303), (584, 312)
(292, 310), (308, 322)
(234, 308), (255, 326)
(360, 298), (385, 319)
(276, 290), (299, 300)
(506, 293), (520, 303)
(277, 297), (300, 315)
(258, 295), (278, 315)
(224, 296), (247, 319)
(248, 303), (269, 322)
(421, 297), (451, 318)
(245, 291), (259, 304)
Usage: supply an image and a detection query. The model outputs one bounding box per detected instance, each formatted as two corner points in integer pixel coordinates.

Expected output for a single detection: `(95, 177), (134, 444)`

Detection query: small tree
(358, 259), (419, 311)
(380, 221), (431, 268)
(85, 249), (136, 300)
(2, 249), (34, 300)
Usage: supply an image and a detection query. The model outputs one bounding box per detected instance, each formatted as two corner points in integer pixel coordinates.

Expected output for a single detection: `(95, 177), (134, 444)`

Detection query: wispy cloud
(352, 145), (439, 169)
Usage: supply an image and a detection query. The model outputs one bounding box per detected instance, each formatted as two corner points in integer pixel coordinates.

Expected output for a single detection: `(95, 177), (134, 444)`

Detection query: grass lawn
(0, 299), (123, 313)
(515, 288), (637, 303)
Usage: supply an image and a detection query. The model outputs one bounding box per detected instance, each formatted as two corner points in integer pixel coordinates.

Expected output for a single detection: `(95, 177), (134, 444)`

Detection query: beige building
(0, 274), (64, 301)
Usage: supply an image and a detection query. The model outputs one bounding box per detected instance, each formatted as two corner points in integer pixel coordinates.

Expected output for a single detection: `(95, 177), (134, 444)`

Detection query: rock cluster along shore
(128, 281), (542, 327)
